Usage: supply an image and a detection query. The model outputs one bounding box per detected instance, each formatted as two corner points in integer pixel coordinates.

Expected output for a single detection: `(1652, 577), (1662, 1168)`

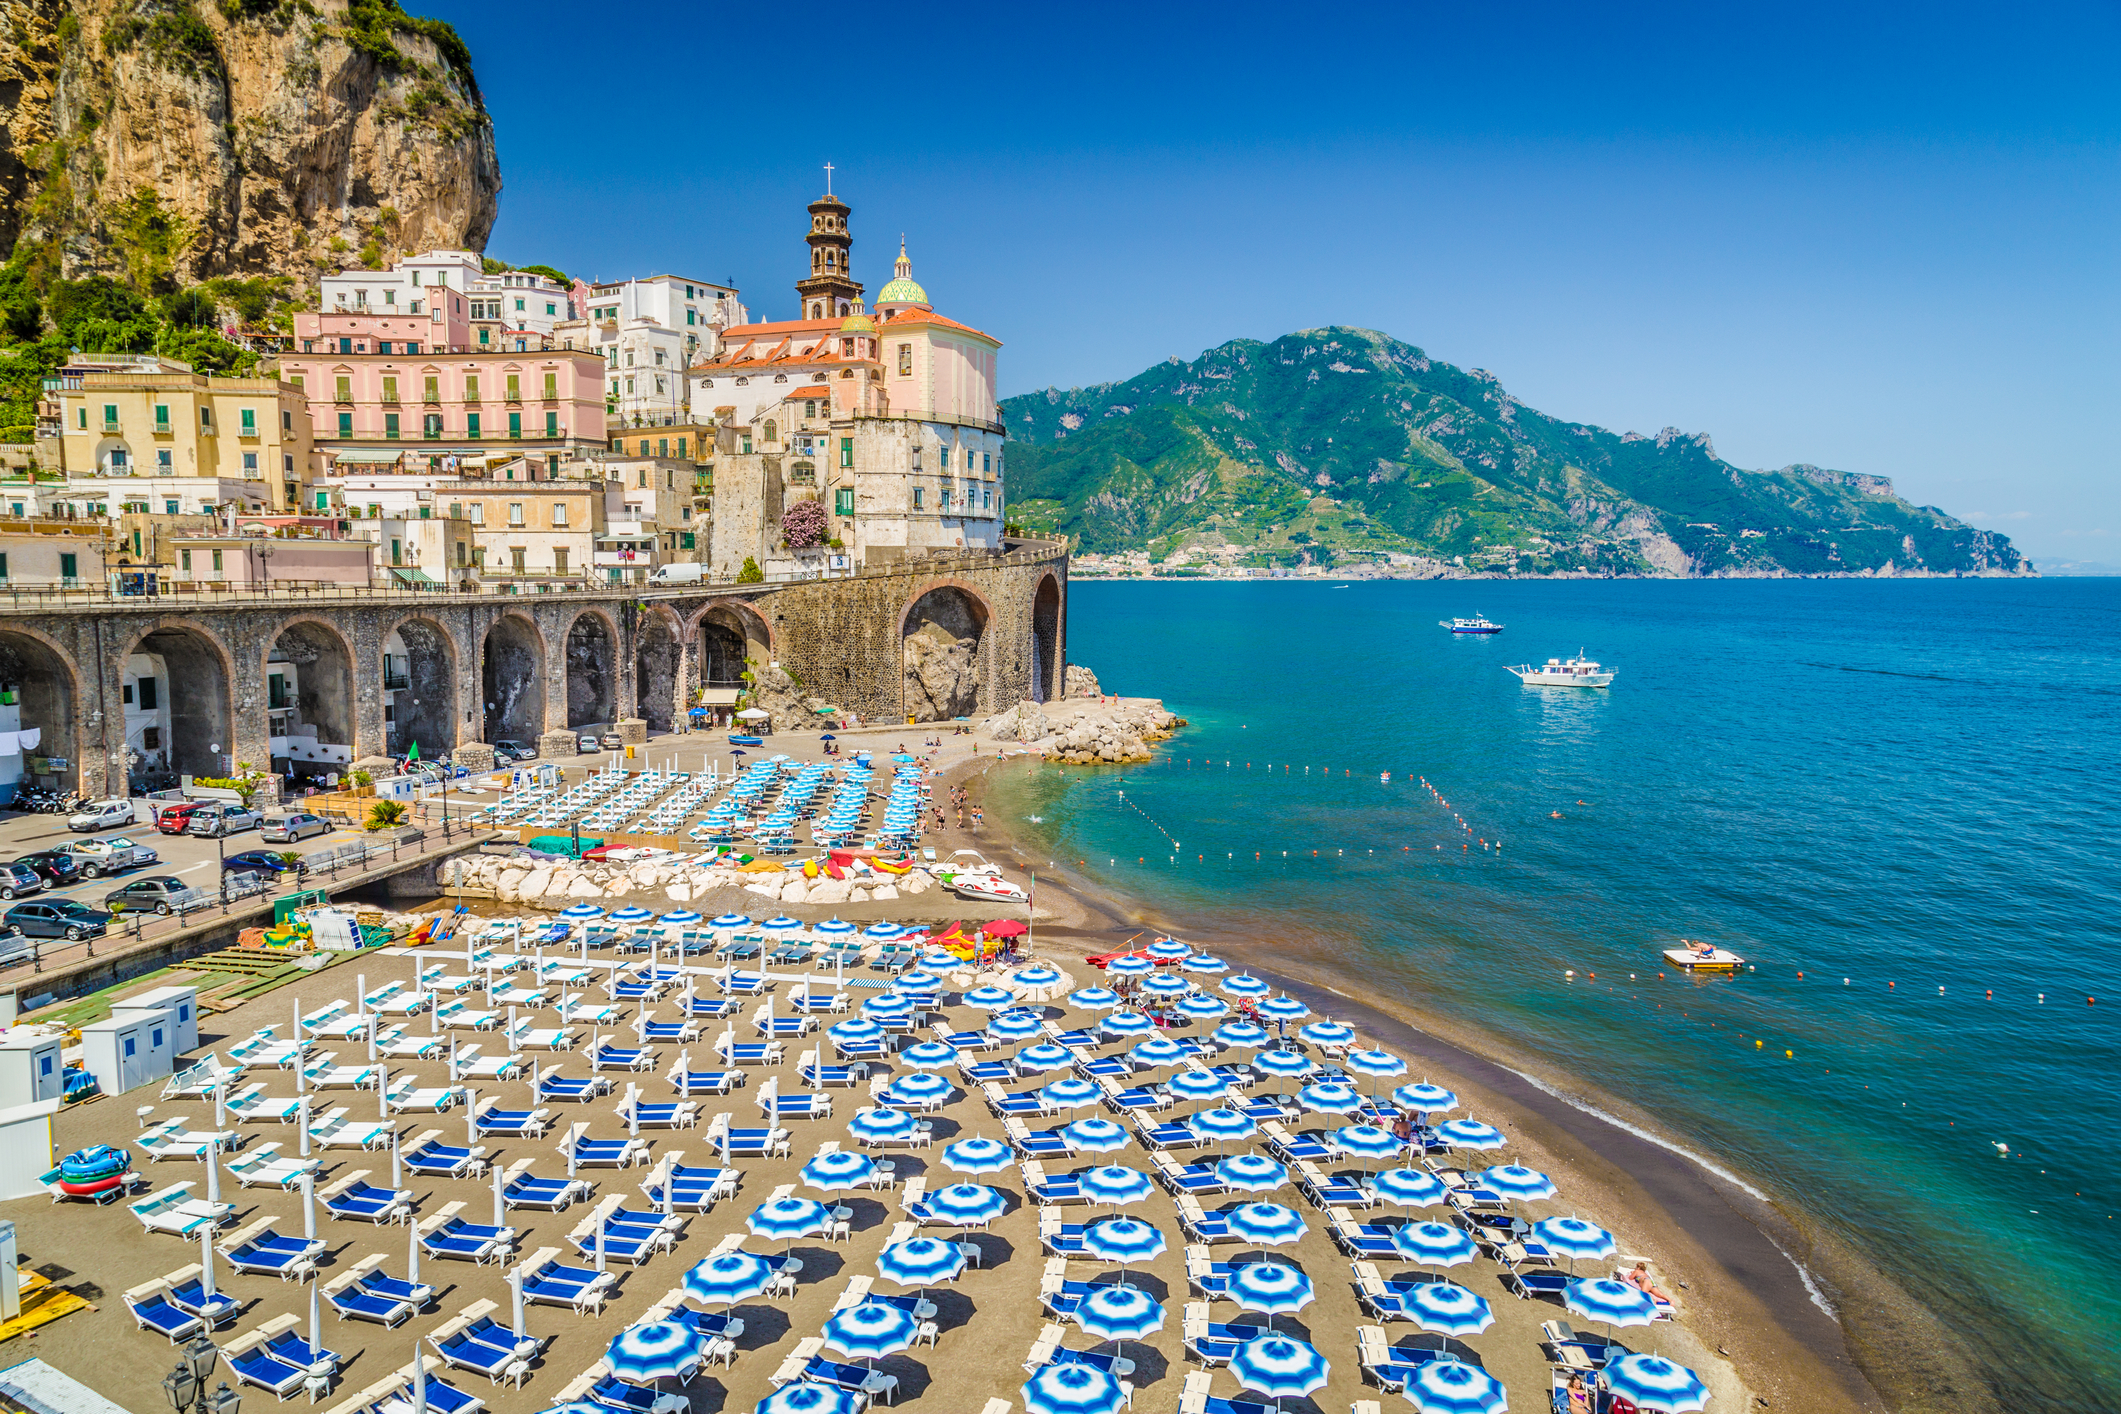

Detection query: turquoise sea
(985, 577), (2121, 1411)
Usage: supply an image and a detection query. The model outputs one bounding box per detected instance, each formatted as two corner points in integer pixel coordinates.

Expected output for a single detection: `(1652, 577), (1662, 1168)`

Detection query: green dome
(877, 275), (928, 306)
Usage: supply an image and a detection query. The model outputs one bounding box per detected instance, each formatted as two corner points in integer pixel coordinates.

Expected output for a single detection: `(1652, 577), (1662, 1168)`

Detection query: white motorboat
(1507, 652), (1616, 688)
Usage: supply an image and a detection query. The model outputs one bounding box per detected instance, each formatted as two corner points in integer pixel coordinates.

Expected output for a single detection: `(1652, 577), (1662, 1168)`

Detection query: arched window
(764, 420), (777, 443)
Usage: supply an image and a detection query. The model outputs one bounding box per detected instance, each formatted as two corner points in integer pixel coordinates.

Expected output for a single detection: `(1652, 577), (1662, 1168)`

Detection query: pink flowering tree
(782, 498), (829, 550)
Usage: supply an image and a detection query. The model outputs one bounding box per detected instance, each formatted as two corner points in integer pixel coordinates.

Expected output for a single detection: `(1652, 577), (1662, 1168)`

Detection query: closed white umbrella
(298, 1095), (312, 1158)
(412, 1349), (427, 1414)
(448, 1037), (459, 1083)
(406, 1219), (420, 1283)
(390, 1125), (402, 1189)
(491, 1166), (504, 1229)
(566, 1126), (579, 1178)
(625, 1082), (639, 1139)
(301, 1169), (316, 1240)
(294, 998), (307, 1095)
(676, 1049), (691, 1099)
(366, 1013), (378, 1063)
(378, 1065), (390, 1119)
(199, 1224), (216, 1301)
(205, 1131), (221, 1205)
(762, 1075), (779, 1124)
(212, 1075), (226, 1131)
(594, 1214), (606, 1273)
(508, 1264), (526, 1340)
(308, 1279), (322, 1361)
(465, 1088), (478, 1143)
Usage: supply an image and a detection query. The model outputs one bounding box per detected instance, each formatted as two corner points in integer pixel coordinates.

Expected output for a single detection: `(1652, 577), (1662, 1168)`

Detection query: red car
(154, 802), (204, 835)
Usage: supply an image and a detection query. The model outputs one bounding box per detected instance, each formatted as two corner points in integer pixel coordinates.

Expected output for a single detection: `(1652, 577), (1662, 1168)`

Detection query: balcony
(382, 671), (410, 690)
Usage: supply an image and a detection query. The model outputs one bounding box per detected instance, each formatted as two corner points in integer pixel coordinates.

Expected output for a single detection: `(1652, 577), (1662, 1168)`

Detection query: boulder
(899, 872), (934, 896)
(780, 878), (809, 905)
(666, 883), (692, 902)
(847, 886), (869, 903)
(871, 883), (900, 901)
(985, 702), (1052, 742)
(808, 877), (853, 905)
(494, 867), (528, 902)
(567, 874), (604, 898)
(744, 882), (779, 899)
(1066, 663), (1103, 699)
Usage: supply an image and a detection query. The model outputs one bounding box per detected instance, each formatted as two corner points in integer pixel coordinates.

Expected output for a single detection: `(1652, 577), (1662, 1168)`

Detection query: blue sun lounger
(1185, 1317), (1270, 1367)
(986, 1086), (1051, 1119)
(404, 1136), (487, 1179)
(1154, 1157), (1225, 1196)
(1330, 1219), (1404, 1260)
(418, 1210), (517, 1265)
(590, 1042), (656, 1071)
(790, 1356), (899, 1403)
(431, 1316), (541, 1387)
(473, 1102), (552, 1137)
(799, 1060), (864, 1088)
(683, 996), (740, 1019)
(672, 1066), (743, 1095)
(1044, 1346), (1134, 1377)
(123, 1281), (203, 1343)
(1136, 1118), (1210, 1151)
(535, 1071), (611, 1103)
(640, 1163), (737, 1212)
(1360, 1343), (1456, 1392)
(162, 1270), (240, 1327)
(518, 1257), (617, 1314)
(501, 1168), (592, 1211)
(323, 1178), (415, 1224)
(639, 1020), (697, 1043)
(1266, 1128), (1332, 1163)
(1074, 1053), (1130, 1080)
(323, 1261), (432, 1326)
(1502, 1268), (1574, 1301)
(224, 1225), (325, 1280)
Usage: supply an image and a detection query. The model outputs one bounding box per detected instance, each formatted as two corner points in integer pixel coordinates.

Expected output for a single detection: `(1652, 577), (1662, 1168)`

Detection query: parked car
(66, 798), (137, 833)
(493, 740), (535, 762)
(0, 862), (46, 901)
(12, 850), (81, 886)
(155, 801), (206, 835)
(3, 900), (110, 941)
(223, 850), (297, 875)
(577, 734), (600, 753)
(187, 804), (263, 838)
(62, 836), (159, 876)
(600, 733), (623, 750)
(103, 876), (196, 916)
(259, 813), (330, 844)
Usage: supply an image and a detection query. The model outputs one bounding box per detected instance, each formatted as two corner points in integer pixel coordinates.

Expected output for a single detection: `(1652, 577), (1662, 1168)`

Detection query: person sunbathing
(1690, 940), (1716, 959)
(1564, 1373), (1595, 1414)
(1624, 1261), (1674, 1303)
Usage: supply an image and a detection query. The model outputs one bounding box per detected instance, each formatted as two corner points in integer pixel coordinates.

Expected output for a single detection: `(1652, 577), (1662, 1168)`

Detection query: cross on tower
(823, 162), (834, 195)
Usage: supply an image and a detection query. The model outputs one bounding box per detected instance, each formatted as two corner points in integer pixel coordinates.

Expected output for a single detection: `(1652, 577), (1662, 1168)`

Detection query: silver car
(260, 812), (330, 843)
(186, 803), (263, 838)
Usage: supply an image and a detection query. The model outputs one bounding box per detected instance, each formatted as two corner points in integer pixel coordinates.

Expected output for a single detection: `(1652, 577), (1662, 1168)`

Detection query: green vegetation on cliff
(1003, 328), (2028, 577)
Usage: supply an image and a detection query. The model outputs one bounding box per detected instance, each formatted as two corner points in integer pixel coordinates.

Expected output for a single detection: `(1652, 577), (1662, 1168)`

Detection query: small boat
(727, 735), (764, 746)
(1441, 615), (1505, 634)
(1663, 942), (1745, 972)
(950, 873), (1030, 904)
(1507, 653), (1615, 687)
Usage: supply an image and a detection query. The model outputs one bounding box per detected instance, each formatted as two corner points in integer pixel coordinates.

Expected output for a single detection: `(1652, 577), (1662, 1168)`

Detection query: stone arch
(636, 608), (683, 733)
(563, 608), (617, 729)
(899, 580), (993, 723)
(691, 599), (774, 687)
(264, 617), (356, 779)
(119, 618), (236, 778)
(380, 614), (459, 761)
(1031, 572), (1062, 704)
(482, 612), (546, 746)
(0, 627), (81, 803)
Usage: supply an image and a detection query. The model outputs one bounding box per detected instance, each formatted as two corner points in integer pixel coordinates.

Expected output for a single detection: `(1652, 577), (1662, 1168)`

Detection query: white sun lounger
(131, 1182), (233, 1236)
(226, 1143), (322, 1190)
(303, 1054), (381, 1090)
(451, 1046), (526, 1081)
(310, 1107), (396, 1150)
(225, 1085), (304, 1124)
(162, 1054), (243, 1100)
(384, 1077), (466, 1113)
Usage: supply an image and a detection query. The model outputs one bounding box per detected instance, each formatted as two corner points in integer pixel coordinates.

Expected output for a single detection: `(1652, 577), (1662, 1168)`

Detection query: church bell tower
(796, 167), (864, 320)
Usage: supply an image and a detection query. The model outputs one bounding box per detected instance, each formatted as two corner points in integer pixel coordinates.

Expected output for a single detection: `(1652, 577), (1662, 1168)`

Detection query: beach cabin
(81, 1008), (176, 1096)
(112, 985), (199, 1055)
(0, 1031), (64, 1108)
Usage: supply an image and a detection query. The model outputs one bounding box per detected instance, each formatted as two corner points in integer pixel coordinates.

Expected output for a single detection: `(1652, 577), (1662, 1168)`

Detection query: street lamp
(162, 1335), (239, 1414)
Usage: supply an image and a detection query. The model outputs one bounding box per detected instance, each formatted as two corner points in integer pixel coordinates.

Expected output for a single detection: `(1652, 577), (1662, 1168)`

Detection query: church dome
(839, 312), (876, 333)
(876, 274), (928, 307)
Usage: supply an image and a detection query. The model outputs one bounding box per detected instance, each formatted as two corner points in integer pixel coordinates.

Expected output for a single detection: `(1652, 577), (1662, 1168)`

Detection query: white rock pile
(983, 693), (1186, 764)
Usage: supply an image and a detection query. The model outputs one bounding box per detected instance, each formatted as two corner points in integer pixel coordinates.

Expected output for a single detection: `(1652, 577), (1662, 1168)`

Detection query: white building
(318, 250), (485, 317)
(579, 275), (745, 353)
(563, 320), (694, 427)
(468, 269), (577, 349)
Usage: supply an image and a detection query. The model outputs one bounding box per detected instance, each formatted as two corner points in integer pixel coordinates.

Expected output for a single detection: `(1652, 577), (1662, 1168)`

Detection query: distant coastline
(1066, 564), (2042, 581)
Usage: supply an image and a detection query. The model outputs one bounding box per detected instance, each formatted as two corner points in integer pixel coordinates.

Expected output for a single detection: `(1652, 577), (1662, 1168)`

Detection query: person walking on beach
(972, 806), (983, 830)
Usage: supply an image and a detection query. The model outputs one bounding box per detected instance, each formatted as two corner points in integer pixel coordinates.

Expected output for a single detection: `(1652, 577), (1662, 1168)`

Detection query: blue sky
(457, 0), (2120, 566)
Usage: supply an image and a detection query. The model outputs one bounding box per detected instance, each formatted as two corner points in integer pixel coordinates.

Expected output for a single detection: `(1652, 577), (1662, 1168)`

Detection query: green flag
(406, 741), (420, 762)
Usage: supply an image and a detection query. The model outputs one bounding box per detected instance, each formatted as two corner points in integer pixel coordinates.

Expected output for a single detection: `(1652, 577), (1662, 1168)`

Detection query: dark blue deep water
(986, 578), (2121, 1410)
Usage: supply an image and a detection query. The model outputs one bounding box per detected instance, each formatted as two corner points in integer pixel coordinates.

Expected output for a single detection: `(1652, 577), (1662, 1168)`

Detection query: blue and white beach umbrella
(1564, 1278), (1658, 1329)
(1181, 954), (1229, 975)
(1258, 995), (1310, 1022)
(821, 1301), (918, 1362)
(1213, 1022), (1270, 1050)
(1371, 1168), (1450, 1209)
(941, 1136), (1015, 1174)
(961, 985), (1017, 1011)
(1392, 1221), (1479, 1269)
(1137, 973), (1191, 997)
(1187, 1108), (1258, 1145)
(862, 993), (916, 1020)
(1175, 994), (1229, 1020)
(609, 906), (655, 924)
(1344, 1048), (1408, 1081)
(1406, 1283), (1495, 1342)
(1602, 1354), (1712, 1412)
(1221, 974), (1272, 999)
(605, 1321), (706, 1384)
(1224, 1201), (1307, 1247)
(896, 1040), (961, 1070)
(1073, 1284), (1166, 1342)
(1166, 1068), (1229, 1101)
(1403, 1358), (1509, 1414)
(1100, 1011), (1156, 1039)
(1068, 987), (1122, 1011)
(747, 1197), (831, 1243)
(860, 922), (906, 940)
(1331, 1123), (1404, 1159)
(1021, 1362), (1128, 1414)
(1041, 1077), (1104, 1110)
(761, 916), (804, 933)
(986, 1010), (1047, 1041)
(1228, 1260), (1314, 1317)
(1481, 1164), (1557, 1201)
(846, 1107), (919, 1145)
(1534, 1217), (1618, 1262)
(1215, 1153), (1289, 1194)
(1016, 1043), (1076, 1074)
(1298, 1020), (1355, 1047)
(1130, 1037), (1187, 1067)
(1253, 1048), (1314, 1079)
(1146, 938), (1193, 961)
(828, 1018), (885, 1045)
(1080, 1216), (1167, 1265)
(925, 1182), (1009, 1226)
(1104, 954), (1155, 978)
(917, 951), (962, 973)
(801, 1150), (879, 1193)
(1012, 966), (1063, 989)
(683, 1251), (775, 1307)
(709, 913), (751, 929)
(1295, 1080), (1363, 1114)
(813, 918), (857, 937)
(1062, 1117), (1131, 1153)
(1393, 1083), (1460, 1114)
(1229, 1335), (1330, 1400)
(875, 1236), (966, 1288)
(896, 971), (943, 993)
(754, 1382), (862, 1414)
(1079, 1164), (1154, 1207)
(559, 904), (606, 921)
(1436, 1118), (1507, 1151)
(660, 910), (705, 926)
(882, 1072), (954, 1108)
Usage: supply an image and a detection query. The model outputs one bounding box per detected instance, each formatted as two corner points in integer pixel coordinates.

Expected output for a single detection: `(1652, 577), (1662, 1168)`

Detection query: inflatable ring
(59, 1144), (129, 1182)
(56, 1173), (126, 1197)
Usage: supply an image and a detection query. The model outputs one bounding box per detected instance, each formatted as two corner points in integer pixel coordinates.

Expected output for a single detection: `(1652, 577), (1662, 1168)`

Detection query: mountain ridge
(1000, 328), (2031, 578)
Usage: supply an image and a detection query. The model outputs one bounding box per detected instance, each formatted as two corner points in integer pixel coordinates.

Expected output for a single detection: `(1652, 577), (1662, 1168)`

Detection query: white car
(66, 799), (138, 832)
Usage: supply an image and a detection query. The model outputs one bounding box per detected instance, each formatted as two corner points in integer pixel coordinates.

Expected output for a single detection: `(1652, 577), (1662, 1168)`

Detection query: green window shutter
(509, 412), (522, 435)
(840, 437), (853, 468)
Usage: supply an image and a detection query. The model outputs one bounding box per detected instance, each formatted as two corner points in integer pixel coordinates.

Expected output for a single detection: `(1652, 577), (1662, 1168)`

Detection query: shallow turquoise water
(988, 578), (2121, 1409)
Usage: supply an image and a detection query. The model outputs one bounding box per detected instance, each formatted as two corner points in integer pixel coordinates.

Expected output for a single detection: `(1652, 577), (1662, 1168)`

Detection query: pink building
(166, 531), (375, 586)
(293, 295), (471, 354)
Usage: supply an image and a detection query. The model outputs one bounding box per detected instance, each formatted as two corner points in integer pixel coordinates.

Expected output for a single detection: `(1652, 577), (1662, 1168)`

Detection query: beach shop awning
(388, 566), (440, 585)
(329, 448), (406, 465)
(697, 689), (741, 706)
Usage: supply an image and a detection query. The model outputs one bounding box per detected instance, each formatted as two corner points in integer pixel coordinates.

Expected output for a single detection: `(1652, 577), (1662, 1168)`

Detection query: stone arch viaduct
(0, 542), (1068, 798)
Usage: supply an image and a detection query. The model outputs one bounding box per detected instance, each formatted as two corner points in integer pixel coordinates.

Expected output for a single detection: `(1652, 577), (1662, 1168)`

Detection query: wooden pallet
(176, 949), (301, 978)
(0, 1270), (90, 1343)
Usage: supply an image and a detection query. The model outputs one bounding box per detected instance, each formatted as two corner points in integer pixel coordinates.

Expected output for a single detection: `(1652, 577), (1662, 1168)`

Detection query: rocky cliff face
(0, 0), (499, 286)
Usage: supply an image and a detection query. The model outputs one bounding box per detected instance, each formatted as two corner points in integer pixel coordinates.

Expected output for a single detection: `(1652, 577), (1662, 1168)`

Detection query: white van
(648, 563), (705, 585)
